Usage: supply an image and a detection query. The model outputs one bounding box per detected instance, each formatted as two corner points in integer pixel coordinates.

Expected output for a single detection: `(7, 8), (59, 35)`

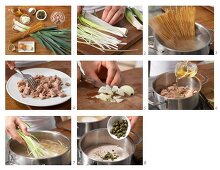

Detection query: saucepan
(78, 128), (142, 165)
(77, 116), (109, 139)
(7, 131), (71, 165)
(148, 72), (208, 110)
(149, 23), (214, 55)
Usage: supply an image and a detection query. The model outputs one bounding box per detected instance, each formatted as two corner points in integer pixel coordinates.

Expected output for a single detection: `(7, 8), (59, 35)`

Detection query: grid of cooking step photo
(5, 61), (71, 110)
(148, 61), (214, 110)
(148, 6), (214, 55)
(77, 116), (143, 165)
(5, 116), (71, 165)
(6, 6), (71, 55)
(77, 6), (143, 55)
(77, 61), (143, 110)
(2, 1), (219, 169)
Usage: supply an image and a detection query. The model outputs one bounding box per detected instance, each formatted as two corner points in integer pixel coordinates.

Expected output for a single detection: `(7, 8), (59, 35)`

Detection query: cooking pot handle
(197, 73), (208, 85)
(208, 29), (214, 45)
(7, 151), (15, 165)
(148, 36), (164, 54)
(148, 91), (166, 106)
(129, 131), (142, 146)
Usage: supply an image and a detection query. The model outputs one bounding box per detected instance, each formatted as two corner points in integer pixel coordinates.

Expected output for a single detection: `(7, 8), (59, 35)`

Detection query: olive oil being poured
(175, 61), (197, 80)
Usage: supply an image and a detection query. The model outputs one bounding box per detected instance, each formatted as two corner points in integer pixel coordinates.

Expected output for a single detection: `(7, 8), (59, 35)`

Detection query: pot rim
(8, 130), (71, 160)
(78, 128), (134, 163)
(152, 72), (202, 101)
(77, 116), (109, 123)
(154, 23), (211, 53)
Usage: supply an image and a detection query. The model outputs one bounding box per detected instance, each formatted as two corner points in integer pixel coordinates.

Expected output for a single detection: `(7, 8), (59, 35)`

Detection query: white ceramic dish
(36, 10), (47, 21)
(107, 116), (131, 140)
(6, 68), (71, 107)
(18, 41), (35, 52)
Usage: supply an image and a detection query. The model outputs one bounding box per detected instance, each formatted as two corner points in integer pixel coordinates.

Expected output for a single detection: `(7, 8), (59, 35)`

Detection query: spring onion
(17, 129), (57, 158)
(78, 12), (127, 37)
(77, 24), (127, 52)
(131, 7), (143, 23)
(125, 8), (143, 30)
(13, 19), (31, 30)
(12, 19), (71, 55)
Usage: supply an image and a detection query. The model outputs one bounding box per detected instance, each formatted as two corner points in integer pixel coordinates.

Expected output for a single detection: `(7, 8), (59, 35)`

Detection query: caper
(111, 119), (128, 139)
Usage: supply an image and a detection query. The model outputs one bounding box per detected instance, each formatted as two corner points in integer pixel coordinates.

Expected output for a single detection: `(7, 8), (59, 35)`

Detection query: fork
(14, 67), (37, 89)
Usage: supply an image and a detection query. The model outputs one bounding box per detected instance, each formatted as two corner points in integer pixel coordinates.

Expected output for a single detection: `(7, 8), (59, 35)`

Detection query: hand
(77, 6), (83, 16)
(102, 6), (126, 25)
(81, 61), (121, 86)
(128, 116), (139, 129)
(6, 61), (15, 70)
(5, 116), (29, 144)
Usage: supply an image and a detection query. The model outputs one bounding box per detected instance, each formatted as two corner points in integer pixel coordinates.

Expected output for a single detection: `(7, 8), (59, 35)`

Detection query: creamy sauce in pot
(84, 144), (129, 162)
(40, 139), (68, 156)
(12, 139), (68, 158)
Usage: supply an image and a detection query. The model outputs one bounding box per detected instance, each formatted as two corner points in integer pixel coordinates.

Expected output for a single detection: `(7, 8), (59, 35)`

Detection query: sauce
(84, 144), (129, 162)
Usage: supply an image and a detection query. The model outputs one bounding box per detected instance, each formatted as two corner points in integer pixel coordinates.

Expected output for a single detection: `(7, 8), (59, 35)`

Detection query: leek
(125, 8), (143, 30)
(17, 129), (57, 158)
(78, 12), (127, 37)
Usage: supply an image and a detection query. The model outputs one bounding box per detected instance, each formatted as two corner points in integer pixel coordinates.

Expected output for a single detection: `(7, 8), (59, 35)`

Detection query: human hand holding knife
(77, 61), (121, 88)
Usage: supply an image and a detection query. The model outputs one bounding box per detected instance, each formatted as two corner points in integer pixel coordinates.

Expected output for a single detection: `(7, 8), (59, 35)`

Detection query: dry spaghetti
(149, 6), (196, 50)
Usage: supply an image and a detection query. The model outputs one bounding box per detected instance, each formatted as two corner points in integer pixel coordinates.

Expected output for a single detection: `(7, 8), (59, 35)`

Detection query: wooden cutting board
(77, 10), (143, 55)
(77, 68), (143, 110)
(197, 63), (214, 108)
(5, 6), (71, 55)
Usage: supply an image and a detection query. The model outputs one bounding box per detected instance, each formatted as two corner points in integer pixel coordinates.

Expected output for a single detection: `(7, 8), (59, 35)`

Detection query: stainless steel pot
(149, 23), (214, 55)
(148, 72), (208, 110)
(77, 116), (109, 139)
(7, 131), (71, 165)
(78, 128), (142, 165)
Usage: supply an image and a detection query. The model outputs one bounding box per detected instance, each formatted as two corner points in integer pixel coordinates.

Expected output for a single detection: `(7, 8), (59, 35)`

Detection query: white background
(1, 0), (220, 170)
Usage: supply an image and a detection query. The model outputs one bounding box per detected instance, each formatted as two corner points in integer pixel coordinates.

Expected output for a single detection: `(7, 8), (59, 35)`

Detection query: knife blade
(78, 61), (106, 88)
(81, 73), (106, 88)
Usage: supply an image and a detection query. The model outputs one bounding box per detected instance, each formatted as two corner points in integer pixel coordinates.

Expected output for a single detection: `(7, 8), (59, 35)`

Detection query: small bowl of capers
(107, 116), (131, 140)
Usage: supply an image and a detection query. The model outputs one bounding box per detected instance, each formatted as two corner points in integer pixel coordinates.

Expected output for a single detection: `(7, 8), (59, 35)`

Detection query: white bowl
(36, 10), (47, 21)
(107, 116), (131, 140)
